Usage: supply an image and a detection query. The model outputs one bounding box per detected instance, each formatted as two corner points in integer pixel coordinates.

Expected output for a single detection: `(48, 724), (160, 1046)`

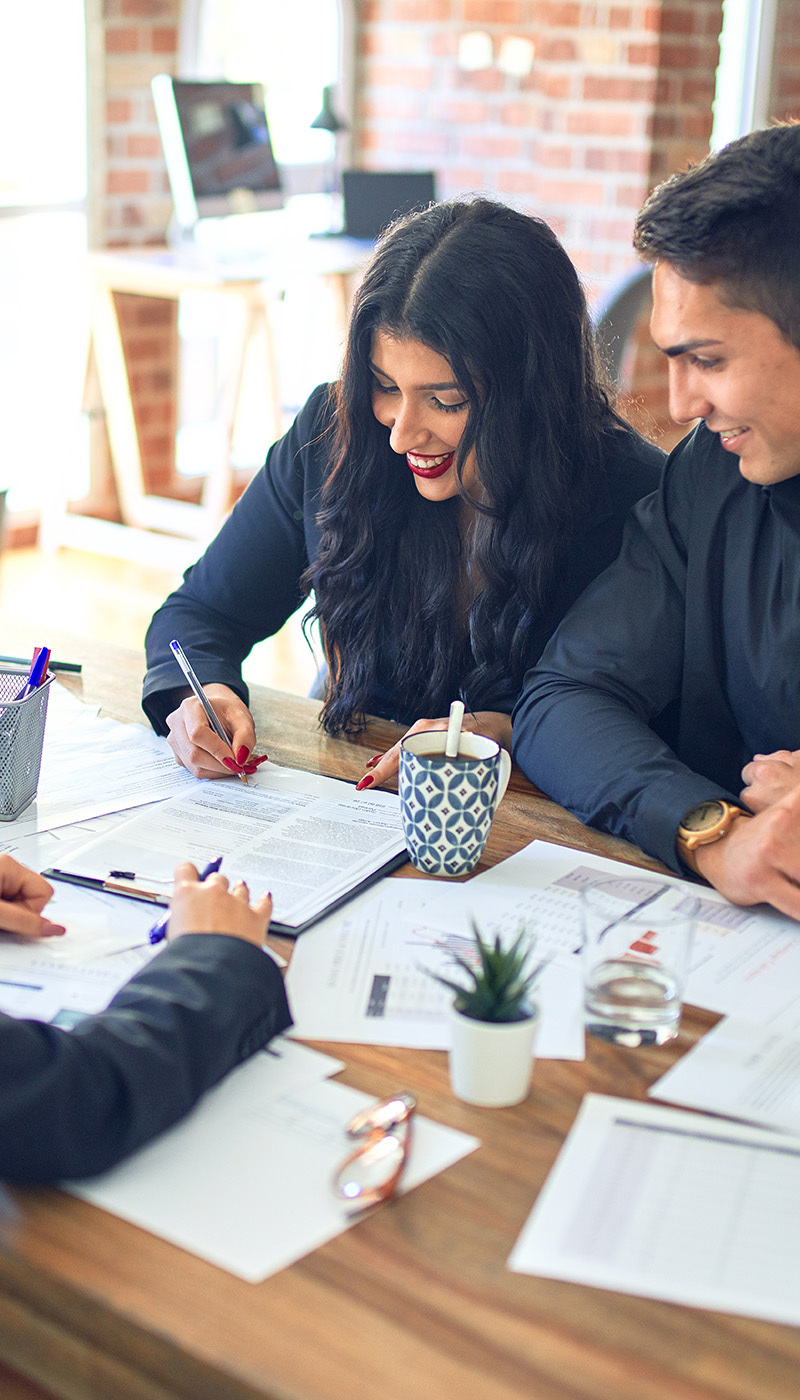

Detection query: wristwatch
(676, 800), (752, 874)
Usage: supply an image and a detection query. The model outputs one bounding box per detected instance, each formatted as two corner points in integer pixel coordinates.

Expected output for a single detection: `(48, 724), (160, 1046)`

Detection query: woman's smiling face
(370, 330), (478, 502)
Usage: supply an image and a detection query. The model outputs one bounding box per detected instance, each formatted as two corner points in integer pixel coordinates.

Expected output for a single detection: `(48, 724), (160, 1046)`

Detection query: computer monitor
(341, 170), (437, 241)
(152, 76), (283, 233)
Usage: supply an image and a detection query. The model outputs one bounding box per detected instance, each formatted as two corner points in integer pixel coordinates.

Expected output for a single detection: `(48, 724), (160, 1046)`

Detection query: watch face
(681, 800), (725, 833)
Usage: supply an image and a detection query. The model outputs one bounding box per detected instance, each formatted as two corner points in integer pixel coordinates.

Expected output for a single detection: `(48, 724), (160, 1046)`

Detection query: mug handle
(496, 748), (512, 804)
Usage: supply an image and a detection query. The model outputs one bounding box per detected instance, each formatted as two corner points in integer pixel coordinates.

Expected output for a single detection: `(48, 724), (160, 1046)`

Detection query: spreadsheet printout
(509, 1094), (800, 1325)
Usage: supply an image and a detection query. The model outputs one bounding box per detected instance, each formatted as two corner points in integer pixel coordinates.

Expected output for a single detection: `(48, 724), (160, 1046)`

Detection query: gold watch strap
(676, 804), (752, 875)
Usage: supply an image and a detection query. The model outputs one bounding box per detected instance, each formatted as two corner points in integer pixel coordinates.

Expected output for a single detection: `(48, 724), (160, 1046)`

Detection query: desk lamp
(311, 85), (348, 233)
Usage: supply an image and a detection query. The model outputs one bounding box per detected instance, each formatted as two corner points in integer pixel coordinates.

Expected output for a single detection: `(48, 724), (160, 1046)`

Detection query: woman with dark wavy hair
(143, 197), (663, 787)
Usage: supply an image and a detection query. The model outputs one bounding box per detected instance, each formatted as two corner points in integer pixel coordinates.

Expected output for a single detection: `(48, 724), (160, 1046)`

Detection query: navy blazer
(0, 934), (292, 1183)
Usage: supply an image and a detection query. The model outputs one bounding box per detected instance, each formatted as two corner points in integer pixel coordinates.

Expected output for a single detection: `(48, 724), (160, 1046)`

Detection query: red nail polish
(236, 746), (250, 765)
(365, 754), (385, 769)
(356, 774), (375, 791)
(251, 755), (269, 766)
(243, 763), (258, 774)
(222, 758), (238, 771)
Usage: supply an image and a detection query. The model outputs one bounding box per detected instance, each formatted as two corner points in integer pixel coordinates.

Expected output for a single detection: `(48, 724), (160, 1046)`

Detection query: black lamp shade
(311, 85), (347, 134)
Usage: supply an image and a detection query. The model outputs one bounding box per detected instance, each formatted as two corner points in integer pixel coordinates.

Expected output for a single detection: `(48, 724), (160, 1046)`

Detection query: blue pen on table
(169, 639), (248, 785)
(148, 856), (224, 946)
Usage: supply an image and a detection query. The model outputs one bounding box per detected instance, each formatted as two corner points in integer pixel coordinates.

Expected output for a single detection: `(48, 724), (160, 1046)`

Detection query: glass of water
(581, 882), (699, 1047)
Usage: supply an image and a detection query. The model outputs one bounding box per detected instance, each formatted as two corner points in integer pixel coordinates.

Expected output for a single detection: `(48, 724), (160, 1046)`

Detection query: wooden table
(1, 628), (798, 1400)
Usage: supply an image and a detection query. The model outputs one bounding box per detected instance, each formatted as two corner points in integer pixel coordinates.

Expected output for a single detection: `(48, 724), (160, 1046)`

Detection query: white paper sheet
(0, 931), (154, 1024)
(508, 1094), (800, 1326)
(650, 1018), (800, 1136)
(55, 765), (405, 932)
(68, 1047), (479, 1283)
(0, 876), (157, 963)
(470, 839), (800, 1028)
(6, 710), (196, 837)
(286, 877), (584, 1059)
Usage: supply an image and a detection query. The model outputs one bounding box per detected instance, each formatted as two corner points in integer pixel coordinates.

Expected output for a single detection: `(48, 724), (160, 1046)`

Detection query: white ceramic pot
(447, 1002), (539, 1107)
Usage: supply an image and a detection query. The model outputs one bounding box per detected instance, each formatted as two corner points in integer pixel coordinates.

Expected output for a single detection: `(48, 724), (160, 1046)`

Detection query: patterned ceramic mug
(398, 731), (512, 877)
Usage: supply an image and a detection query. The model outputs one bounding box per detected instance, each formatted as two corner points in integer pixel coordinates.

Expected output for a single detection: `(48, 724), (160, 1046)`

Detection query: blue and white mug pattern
(399, 731), (512, 877)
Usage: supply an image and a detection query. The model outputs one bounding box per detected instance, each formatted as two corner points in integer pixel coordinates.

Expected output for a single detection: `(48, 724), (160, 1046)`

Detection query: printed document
(286, 877), (584, 1059)
(650, 1017), (800, 1136)
(469, 840), (800, 1028)
(68, 1043), (479, 1283)
(508, 1094), (800, 1326)
(50, 764), (405, 933)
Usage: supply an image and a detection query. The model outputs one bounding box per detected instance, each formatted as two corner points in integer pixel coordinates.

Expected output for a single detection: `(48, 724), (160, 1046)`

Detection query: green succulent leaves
(430, 921), (544, 1024)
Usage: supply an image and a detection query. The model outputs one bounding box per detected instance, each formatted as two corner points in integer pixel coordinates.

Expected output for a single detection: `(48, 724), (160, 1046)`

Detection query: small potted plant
(430, 922), (544, 1107)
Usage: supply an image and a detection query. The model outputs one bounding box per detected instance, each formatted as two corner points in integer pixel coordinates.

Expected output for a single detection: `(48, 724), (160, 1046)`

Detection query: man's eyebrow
(656, 339), (724, 359)
(368, 360), (460, 390)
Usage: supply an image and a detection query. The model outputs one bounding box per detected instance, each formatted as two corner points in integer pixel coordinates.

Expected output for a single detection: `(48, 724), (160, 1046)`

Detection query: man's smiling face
(650, 261), (800, 486)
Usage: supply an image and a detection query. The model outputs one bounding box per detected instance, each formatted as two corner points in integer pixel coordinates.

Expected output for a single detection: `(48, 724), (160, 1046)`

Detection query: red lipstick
(406, 452), (454, 479)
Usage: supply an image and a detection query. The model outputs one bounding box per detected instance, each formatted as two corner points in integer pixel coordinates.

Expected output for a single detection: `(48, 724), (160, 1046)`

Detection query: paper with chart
(508, 1094), (800, 1326)
(68, 1042), (479, 1283)
(469, 839), (800, 1028)
(286, 876), (585, 1059)
(650, 1018), (800, 1137)
(50, 764), (405, 933)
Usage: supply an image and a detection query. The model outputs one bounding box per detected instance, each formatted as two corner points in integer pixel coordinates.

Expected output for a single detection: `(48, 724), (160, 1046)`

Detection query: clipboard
(44, 848), (411, 938)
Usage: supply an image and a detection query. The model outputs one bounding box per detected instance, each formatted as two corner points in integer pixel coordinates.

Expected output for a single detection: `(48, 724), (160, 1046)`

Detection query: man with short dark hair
(512, 122), (800, 919)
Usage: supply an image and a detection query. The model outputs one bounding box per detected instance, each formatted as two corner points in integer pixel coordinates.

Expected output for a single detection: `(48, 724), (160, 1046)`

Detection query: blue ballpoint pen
(148, 856), (224, 946)
(15, 646), (51, 701)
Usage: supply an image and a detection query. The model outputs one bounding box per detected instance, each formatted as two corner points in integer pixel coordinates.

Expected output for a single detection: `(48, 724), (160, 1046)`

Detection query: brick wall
(85, 0), (185, 516)
(100, 0), (178, 245)
(355, 0), (723, 301)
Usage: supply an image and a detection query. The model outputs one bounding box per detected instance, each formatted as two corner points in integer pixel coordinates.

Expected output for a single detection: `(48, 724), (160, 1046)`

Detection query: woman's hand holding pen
(356, 710), (513, 791)
(168, 862), (272, 947)
(166, 684), (267, 780)
(0, 855), (66, 941)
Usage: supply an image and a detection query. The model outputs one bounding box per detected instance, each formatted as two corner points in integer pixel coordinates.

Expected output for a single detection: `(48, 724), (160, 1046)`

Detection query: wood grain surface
(0, 621), (797, 1400)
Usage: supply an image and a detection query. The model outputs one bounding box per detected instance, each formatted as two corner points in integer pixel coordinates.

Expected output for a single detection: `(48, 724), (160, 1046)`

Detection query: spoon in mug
(445, 700), (465, 758)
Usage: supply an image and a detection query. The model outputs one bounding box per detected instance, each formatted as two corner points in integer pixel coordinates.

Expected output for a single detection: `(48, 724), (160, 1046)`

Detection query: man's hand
(0, 854), (65, 940)
(695, 781), (800, 918)
(740, 749), (800, 813)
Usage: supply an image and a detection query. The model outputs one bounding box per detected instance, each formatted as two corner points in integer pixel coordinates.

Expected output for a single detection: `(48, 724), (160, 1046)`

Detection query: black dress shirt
(513, 424), (800, 871)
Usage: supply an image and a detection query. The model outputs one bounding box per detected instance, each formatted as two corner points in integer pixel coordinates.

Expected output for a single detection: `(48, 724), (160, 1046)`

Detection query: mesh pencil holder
(0, 669), (54, 820)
